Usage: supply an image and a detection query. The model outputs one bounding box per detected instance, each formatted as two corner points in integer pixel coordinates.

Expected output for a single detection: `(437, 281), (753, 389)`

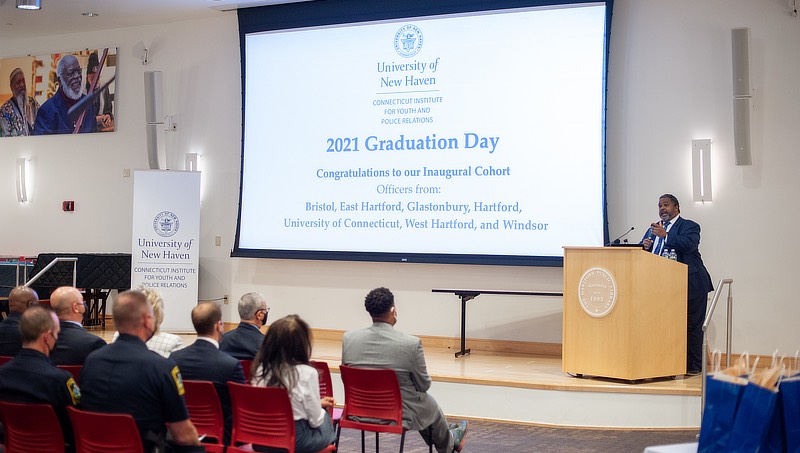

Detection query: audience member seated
(252, 314), (336, 453)
(169, 301), (245, 444)
(50, 286), (106, 365)
(220, 292), (268, 360)
(80, 290), (200, 452)
(342, 287), (469, 453)
(0, 304), (81, 450)
(112, 287), (183, 358)
(0, 286), (38, 356)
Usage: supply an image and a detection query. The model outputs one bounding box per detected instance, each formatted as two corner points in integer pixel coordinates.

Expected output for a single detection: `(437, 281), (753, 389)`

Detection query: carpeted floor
(334, 419), (699, 453)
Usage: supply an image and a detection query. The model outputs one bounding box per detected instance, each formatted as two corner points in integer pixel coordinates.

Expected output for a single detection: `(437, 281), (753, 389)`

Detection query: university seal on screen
(395, 24), (423, 57)
(578, 267), (617, 318)
(153, 211), (180, 237)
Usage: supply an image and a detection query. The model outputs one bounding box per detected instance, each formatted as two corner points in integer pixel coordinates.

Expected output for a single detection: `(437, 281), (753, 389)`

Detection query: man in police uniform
(80, 290), (199, 452)
(220, 292), (268, 360)
(50, 286), (107, 365)
(0, 285), (38, 356)
(0, 304), (81, 449)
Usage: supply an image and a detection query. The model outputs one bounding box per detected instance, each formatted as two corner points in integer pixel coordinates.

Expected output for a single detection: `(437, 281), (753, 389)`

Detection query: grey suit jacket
(342, 322), (441, 431)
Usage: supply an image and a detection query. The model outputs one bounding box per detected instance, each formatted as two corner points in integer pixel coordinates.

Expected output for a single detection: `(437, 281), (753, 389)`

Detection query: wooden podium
(562, 246), (687, 380)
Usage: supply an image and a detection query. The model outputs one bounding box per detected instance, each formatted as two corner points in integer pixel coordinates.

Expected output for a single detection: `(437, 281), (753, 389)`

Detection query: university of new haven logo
(394, 24), (423, 58)
(153, 211), (180, 237)
(577, 267), (617, 318)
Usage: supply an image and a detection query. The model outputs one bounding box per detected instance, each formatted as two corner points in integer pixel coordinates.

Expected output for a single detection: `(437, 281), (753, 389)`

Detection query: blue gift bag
(726, 381), (780, 452)
(762, 389), (785, 453)
(698, 373), (748, 453)
(783, 376), (800, 453)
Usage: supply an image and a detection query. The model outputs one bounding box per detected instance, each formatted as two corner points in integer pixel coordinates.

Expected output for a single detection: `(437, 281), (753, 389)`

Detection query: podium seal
(577, 267), (617, 317)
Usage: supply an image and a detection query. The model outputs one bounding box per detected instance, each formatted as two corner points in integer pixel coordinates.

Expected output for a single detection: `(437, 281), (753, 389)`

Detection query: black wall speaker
(144, 71), (163, 169)
(731, 27), (752, 166)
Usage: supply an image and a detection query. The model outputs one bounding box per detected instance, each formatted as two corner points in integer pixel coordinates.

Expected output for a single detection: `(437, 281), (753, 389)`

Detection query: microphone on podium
(607, 226), (635, 246)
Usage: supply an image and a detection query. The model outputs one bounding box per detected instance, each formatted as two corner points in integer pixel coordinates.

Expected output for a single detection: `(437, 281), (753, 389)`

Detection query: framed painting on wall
(0, 47), (117, 137)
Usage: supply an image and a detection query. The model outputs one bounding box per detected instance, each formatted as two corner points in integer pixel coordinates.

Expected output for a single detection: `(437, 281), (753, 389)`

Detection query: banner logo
(395, 24), (423, 58)
(153, 211), (180, 237)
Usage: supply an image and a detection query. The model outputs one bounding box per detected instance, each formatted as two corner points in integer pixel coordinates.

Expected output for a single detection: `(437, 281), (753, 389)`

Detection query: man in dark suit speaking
(170, 302), (245, 444)
(50, 286), (106, 365)
(641, 193), (713, 375)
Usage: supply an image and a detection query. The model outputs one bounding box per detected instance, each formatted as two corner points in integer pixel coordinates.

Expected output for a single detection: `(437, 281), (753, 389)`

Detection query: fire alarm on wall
(62, 201), (75, 212)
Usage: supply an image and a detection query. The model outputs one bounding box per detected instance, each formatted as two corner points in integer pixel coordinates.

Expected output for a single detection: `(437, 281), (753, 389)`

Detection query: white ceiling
(0, 0), (304, 40)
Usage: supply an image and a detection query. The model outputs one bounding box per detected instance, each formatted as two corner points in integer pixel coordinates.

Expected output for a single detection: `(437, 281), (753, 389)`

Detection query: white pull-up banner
(131, 170), (200, 332)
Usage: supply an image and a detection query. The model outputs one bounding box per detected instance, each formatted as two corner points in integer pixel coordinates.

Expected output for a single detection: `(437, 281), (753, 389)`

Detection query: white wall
(1, 13), (243, 320)
(606, 0), (800, 356)
(2, 0), (799, 355)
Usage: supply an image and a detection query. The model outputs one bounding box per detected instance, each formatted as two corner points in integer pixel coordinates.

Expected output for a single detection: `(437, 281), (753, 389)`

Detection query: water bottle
(669, 249), (677, 261)
(661, 247), (669, 258)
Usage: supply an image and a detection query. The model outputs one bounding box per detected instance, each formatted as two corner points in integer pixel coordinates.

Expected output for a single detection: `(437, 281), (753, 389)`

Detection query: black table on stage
(431, 289), (563, 358)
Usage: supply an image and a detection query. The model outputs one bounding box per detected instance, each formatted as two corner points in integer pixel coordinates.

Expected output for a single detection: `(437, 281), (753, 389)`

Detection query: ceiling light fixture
(16, 0), (42, 10)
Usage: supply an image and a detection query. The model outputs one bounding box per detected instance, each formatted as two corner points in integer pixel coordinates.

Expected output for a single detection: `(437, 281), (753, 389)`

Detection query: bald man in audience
(80, 290), (199, 452)
(0, 305), (81, 450)
(50, 286), (106, 365)
(0, 286), (38, 356)
(170, 302), (245, 444)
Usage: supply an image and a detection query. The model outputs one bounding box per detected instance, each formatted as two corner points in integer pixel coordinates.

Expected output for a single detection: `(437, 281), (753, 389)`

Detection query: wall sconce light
(185, 153), (199, 172)
(132, 41), (149, 65)
(16, 158), (30, 203)
(16, 0), (42, 10)
(692, 139), (712, 202)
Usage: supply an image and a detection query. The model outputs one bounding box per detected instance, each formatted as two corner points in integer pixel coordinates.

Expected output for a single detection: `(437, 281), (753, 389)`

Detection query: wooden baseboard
(223, 325), (782, 368)
(311, 328), (562, 357)
(709, 350), (793, 373)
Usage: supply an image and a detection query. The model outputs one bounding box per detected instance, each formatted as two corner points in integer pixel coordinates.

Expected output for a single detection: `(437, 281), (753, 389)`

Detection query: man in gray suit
(342, 287), (468, 453)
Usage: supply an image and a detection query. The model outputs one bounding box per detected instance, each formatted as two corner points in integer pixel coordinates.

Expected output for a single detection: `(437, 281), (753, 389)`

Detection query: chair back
(228, 382), (295, 452)
(310, 360), (342, 423)
(338, 365), (404, 434)
(240, 359), (253, 383)
(183, 380), (225, 451)
(67, 406), (144, 453)
(57, 364), (82, 380)
(310, 360), (334, 399)
(0, 401), (65, 453)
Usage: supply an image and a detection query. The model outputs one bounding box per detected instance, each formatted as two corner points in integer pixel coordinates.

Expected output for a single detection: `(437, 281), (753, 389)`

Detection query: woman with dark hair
(251, 314), (336, 452)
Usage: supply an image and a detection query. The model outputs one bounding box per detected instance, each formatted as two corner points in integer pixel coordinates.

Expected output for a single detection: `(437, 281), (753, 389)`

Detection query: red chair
(0, 355), (14, 365)
(67, 406), (144, 453)
(336, 365), (431, 453)
(183, 380), (226, 453)
(310, 360), (343, 425)
(227, 382), (335, 453)
(0, 401), (65, 453)
(56, 364), (82, 380)
(240, 359), (253, 383)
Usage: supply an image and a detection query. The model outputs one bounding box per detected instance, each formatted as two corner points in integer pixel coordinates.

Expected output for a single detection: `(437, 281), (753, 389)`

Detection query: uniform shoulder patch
(171, 366), (185, 396)
(66, 377), (81, 406)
